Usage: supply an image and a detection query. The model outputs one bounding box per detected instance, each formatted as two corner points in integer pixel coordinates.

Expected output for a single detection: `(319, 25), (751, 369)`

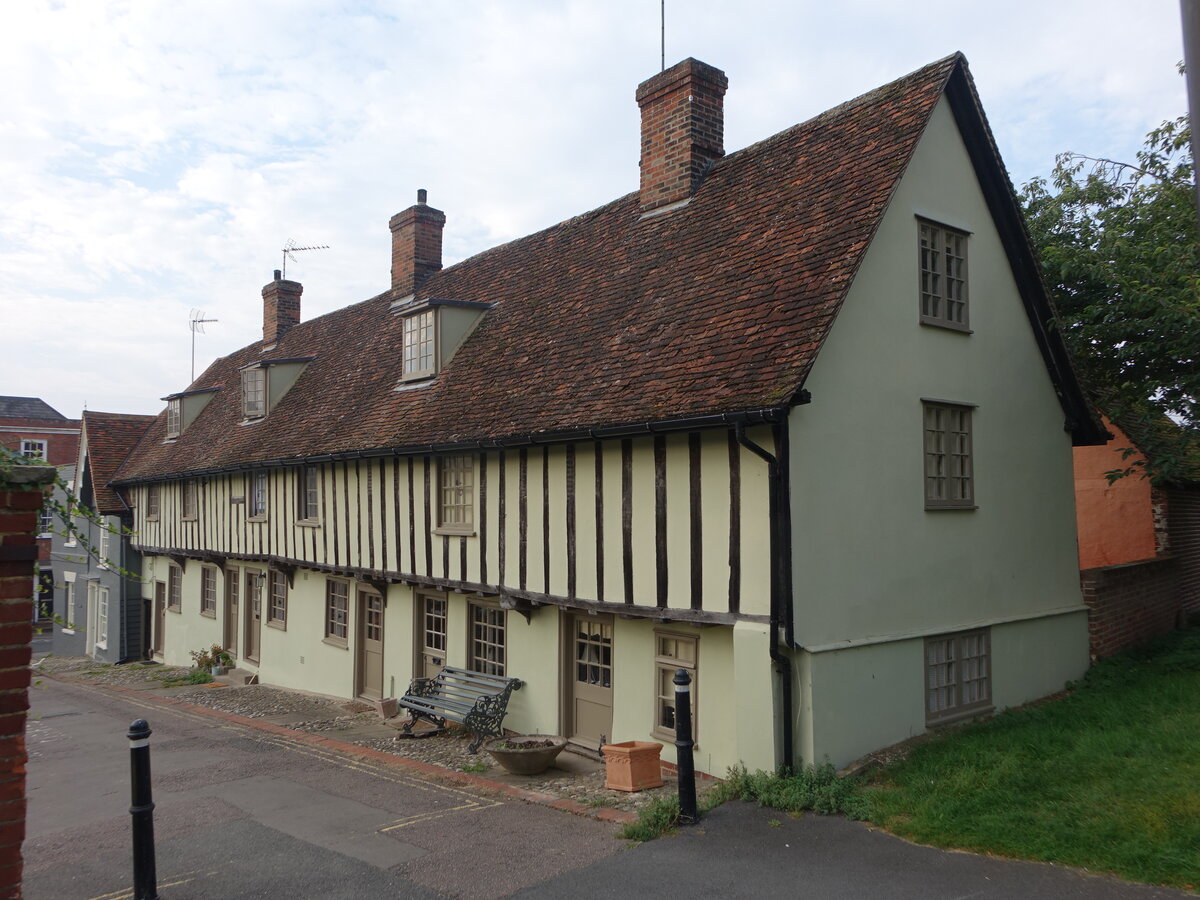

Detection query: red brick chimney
(390, 189), (445, 296)
(636, 58), (728, 213)
(262, 270), (302, 344)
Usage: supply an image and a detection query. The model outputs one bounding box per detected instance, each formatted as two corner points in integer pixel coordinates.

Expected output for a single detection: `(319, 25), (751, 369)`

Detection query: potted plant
(484, 734), (568, 776)
(191, 644), (233, 676)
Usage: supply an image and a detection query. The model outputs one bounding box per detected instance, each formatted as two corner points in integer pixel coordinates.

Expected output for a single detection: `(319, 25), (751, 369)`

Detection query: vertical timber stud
(127, 719), (159, 900)
(673, 669), (699, 825)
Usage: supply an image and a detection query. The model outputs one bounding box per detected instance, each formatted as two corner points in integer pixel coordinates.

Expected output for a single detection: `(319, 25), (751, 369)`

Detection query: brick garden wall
(1080, 555), (1182, 659)
(0, 469), (55, 899)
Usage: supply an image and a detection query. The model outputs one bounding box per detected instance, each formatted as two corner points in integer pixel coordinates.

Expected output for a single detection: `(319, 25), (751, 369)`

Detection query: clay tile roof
(116, 53), (1058, 483)
(82, 412), (156, 512)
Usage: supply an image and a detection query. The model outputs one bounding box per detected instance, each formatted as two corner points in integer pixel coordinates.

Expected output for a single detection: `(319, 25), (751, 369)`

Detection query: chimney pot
(417, 188), (428, 205)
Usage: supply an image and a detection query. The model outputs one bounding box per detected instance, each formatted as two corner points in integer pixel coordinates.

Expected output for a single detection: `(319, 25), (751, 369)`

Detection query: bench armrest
(405, 677), (436, 698)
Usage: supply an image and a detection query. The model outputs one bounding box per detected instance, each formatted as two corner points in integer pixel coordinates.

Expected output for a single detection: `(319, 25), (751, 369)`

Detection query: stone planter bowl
(484, 735), (568, 776)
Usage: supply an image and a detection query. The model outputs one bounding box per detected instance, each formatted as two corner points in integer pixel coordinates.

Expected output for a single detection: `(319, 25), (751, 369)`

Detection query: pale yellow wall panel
(526, 450), (546, 594)
(503, 609), (561, 735)
(700, 431), (733, 615)
(573, 443), (598, 601)
(599, 442), (624, 605)
(628, 439), (656, 606)
(663, 434), (692, 610)
(384, 584), (416, 694)
(545, 446), (567, 598)
(737, 427), (774, 619)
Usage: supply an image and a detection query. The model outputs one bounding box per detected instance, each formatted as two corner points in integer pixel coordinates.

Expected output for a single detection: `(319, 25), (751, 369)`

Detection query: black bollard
(673, 668), (699, 825)
(127, 719), (159, 900)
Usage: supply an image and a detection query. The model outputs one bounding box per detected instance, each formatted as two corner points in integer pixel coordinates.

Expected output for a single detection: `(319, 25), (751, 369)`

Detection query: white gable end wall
(786, 96), (1089, 768)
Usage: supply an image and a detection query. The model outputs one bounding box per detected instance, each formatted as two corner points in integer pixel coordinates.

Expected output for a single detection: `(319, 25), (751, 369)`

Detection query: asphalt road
(23, 677), (1193, 899)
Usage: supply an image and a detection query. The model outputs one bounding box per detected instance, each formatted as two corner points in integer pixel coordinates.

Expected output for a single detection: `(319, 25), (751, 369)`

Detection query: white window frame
(38, 503), (53, 537)
(96, 586), (109, 650)
(925, 628), (992, 724)
(248, 471), (268, 519)
(165, 398), (181, 438)
(97, 523), (111, 570)
(401, 309), (436, 380)
(62, 576), (76, 634)
(20, 440), (46, 460)
(241, 366), (267, 419)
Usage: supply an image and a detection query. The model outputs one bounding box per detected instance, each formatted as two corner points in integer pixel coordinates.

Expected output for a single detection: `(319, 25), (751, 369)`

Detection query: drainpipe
(735, 420), (795, 773)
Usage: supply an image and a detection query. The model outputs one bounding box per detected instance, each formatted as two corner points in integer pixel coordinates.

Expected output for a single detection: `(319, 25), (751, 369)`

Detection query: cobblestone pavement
(33, 655), (715, 815)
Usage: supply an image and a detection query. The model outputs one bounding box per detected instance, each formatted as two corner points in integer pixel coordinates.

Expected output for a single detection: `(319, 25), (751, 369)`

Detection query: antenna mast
(661, 0), (665, 71)
(281, 239), (330, 279)
(189, 310), (218, 382)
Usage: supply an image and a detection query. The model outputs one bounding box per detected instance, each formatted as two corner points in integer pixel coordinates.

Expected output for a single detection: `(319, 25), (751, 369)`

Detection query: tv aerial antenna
(281, 238), (330, 279)
(189, 309), (218, 382)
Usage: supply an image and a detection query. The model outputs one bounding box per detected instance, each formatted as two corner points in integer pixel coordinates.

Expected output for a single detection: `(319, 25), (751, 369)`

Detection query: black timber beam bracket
(271, 562), (298, 589)
(498, 591), (537, 624)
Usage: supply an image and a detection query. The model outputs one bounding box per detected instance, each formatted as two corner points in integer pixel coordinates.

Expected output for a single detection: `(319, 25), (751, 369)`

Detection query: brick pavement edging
(43, 672), (640, 826)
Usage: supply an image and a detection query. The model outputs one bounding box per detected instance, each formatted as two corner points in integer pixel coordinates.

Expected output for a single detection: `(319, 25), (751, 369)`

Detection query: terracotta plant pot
(602, 740), (664, 791)
(484, 735), (568, 776)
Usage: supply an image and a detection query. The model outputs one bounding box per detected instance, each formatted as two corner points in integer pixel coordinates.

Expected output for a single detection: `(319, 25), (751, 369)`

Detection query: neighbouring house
(52, 411), (155, 661)
(1073, 415), (1200, 657)
(0, 396), (81, 619)
(110, 53), (1107, 774)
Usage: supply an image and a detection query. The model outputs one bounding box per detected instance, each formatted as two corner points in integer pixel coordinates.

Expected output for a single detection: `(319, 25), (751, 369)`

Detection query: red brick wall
(1080, 555), (1182, 659)
(0, 474), (51, 899)
(1167, 487), (1200, 616)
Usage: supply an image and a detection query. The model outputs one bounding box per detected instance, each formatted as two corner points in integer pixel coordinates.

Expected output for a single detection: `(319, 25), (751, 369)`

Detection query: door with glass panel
(152, 581), (166, 656)
(568, 613), (613, 751)
(418, 593), (447, 679)
(357, 588), (385, 700)
(224, 567), (239, 658)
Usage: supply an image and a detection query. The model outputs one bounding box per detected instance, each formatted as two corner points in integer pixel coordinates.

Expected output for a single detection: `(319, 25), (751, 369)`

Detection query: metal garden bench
(396, 665), (524, 753)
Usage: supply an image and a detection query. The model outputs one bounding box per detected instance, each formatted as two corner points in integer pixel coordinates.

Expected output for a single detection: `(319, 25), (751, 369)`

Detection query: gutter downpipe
(735, 418), (795, 773)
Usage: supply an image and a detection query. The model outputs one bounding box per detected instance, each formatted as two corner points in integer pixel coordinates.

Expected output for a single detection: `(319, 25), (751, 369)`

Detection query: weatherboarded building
(112, 54), (1105, 773)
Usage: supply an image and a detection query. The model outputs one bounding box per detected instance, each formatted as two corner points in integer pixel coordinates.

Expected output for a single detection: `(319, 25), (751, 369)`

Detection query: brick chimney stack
(636, 58), (728, 213)
(390, 189), (446, 296)
(262, 270), (302, 344)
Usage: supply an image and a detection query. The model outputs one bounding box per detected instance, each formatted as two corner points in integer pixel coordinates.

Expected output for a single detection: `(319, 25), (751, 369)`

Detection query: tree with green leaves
(1020, 113), (1200, 482)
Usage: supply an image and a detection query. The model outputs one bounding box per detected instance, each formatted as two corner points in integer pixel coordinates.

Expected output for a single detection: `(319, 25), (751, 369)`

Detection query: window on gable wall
(182, 480), (198, 519)
(267, 570), (287, 627)
(242, 367), (266, 419)
(20, 440), (46, 460)
(401, 309), (436, 379)
(918, 219), (969, 331)
(923, 401), (974, 509)
(166, 399), (181, 438)
(437, 455), (473, 533)
(248, 472), (268, 518)
(925, 629), (991, 724)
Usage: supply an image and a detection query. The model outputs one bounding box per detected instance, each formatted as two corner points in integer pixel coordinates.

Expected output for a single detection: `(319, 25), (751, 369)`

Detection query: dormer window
(165, 399), (181, 438)
(402, 309), (436, 379)
(242, 367), (266, 419)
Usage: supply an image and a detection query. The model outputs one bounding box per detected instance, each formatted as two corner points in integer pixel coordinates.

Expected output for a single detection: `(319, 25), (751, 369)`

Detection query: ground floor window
(168, 564), (182, 611)
(325, 580), (349, 645)
(268, 570), (288, 627)
(468, 602), (506, 676)
(200, 567), (217, 616)
(925, 628), (991, 724)
(653, 631), (697, 741)
(95, 584), (109, 650)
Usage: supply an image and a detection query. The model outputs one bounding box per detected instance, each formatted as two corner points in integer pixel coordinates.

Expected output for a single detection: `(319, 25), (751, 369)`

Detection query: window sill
(267, 619), (287, 631)
(182, 516), (197, 522)
(200, 610), (216, 619)
(145, 517), (159, 523)
(239, 417), (266, 426)
(919, 317), (973, 335)
(399, 371), (436, 384)
(651, 727), (699, 749)
(168, 606), (182, 614)
(434, 526), (476, 537)
(297, 519), (321, 528)
(322, 637), (349, 650)
(247, 515), (269, 523)
(927, 703), (993, 728)
(925, 504), (979, 511)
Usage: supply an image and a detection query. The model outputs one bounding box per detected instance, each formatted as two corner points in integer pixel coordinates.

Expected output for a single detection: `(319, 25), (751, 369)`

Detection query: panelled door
(152, 581), (165, 656)
(567, 613), (613, 751)
(223, 567), (239, 657)
(356, 588), (385, 700)
(244, 569), (262, 662)
(418, 593), (447, 679)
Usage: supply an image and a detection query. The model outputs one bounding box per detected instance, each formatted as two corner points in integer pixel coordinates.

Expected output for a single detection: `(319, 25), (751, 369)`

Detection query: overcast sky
(0, 0), (1188, 419)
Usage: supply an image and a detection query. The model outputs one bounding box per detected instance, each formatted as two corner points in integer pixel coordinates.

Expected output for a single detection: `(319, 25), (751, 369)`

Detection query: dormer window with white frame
(242, 367), (266, 419)
(165, 399), (181, 438)
(402, 309), (436, 380)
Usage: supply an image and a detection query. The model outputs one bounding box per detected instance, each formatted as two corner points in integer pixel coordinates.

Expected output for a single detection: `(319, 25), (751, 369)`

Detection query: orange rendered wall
(1073, 420), (1157, 569)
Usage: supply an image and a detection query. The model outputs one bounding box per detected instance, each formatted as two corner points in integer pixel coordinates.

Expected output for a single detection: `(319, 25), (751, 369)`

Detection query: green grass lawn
(861, 628), (1200, 890)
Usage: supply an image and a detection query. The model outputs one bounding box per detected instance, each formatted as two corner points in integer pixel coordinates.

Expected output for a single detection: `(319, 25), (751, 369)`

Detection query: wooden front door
(568, 613), (613, 751)
(152, 581), (165, 655)
(224, 567), (239, 657)
(244, 570), (262, 662)
(356, 588), (385, 700)
(418, 593), (447, 679)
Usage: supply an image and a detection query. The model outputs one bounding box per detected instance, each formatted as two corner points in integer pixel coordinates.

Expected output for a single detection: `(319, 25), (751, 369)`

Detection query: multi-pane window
(919, 219), (969, 330)
(468, 603), (506, 676)
(267, 570), (287, 626)
(201, 567), (217, 616)
(182, 480), (198, 519)
(96, 585), (109, 650)
(166, 399), (181, 438)
(97, 523), (111, 569)
(575, 619), (613, 688)
(653, 632), (698, 740)
(300, 465), (320, 521)
(402, 309), (436, 378)
(923, 402), (974, 509)
(423, 594), (447, 654)
(147, 484), (160, 520)
(241, 367), (267, 418)
(438, 456), (473, 532)
(168, 564), (182, 610)
(38, 503), (53, 536)
(248, 471), (268, 518)
(325, 580), (349, 644)
(925, 629), (991, 724)
(20, 440), (46, 460)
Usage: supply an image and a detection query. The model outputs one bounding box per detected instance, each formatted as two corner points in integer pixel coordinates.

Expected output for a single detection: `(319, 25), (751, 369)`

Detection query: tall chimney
(389, 189), (446, 296)
(636, 58), (728, 213)
(262, 269), (302, 344)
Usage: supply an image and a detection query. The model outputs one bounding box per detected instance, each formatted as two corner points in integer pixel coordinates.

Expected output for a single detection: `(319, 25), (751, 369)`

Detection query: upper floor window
(923, 401), (974, 509)
(242, 367), (267, 419)
(20, 440), (46, 460)
(299, 465), (320, 522)
(182, 480), (198, 519)
(38, 503), (53, 537)
(97, 525), (111, 569)
(146, 484), (160, 520)
(437, 455), (473, 534)
(402, 309), (436, 379)
(165, 399), (181, 438)
(248, 471), (268, 519)
(919, 219), (969, 331)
